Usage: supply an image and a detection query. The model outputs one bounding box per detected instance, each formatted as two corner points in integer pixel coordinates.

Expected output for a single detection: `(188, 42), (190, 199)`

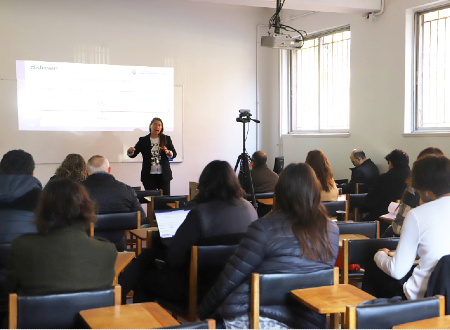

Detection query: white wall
(0, 0), (273, 194)
(259, 0), (450, 180)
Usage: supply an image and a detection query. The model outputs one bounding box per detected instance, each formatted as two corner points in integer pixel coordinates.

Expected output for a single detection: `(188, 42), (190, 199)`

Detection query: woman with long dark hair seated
(6, 179), (117, 295)
(198, 163), (339, 329)
(119, 160), (258, 303)
(305, 150), (339, 202)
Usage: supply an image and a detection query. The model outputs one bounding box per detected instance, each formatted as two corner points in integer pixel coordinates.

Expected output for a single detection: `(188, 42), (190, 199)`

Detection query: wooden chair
(189, 182), (199, 201)
(340, 237), (399, 284)
(136, 190), (163, 227)
(336, 220), (379, 239)
(250, 268), (338, 329)
(245, 193), (274, 218)
(132, 186), (142, 191)
(348, 193), (367, 221)
(346, 295), (444, 329)
(9, 285), (121, 329)
(162, 319), (216, 329)
(156, 245), (238, 322)
(322, 200), (349, 221)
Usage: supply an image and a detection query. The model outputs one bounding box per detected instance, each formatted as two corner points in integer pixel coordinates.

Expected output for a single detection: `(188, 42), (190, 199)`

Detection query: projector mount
(261, 0), (307, 50)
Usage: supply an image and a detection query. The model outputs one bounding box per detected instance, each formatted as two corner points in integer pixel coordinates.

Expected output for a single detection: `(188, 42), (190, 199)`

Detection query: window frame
(414, 4), (450, 132)
(289, 25), (351, 135)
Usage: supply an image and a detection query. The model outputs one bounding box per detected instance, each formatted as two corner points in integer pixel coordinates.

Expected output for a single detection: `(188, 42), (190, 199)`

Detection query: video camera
(236, 109), (259, 123)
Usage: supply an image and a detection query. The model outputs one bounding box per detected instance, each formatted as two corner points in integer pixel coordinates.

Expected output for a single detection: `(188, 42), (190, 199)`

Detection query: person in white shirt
(362, 154), (450, 299)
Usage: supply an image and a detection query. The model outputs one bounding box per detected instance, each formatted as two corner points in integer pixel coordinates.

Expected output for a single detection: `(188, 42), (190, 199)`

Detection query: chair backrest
(250, 268), (338, 329)
(322, 200), (348, 220)
(348, 193), (368, 221)
(336, 221), (379, 238)
(9, 285), (121, 329)
(189, 182), (199, 201)
(135, 190), (163, 203)
(273, 156), (284, 174)
(132, 186), (142, 191)
(346, 295), (444, 329)
(245, 192), (274, 201)
(355, 183), (368, 194)
(341, 238), (399, 284)
(93, 211), (140, 233)
(335, 179), (349, 185)
(154, 195), (189, 210)
(162, 319), (216, 329)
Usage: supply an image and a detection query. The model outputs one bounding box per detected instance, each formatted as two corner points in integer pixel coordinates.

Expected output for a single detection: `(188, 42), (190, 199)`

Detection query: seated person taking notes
(119, 160), (257, 303)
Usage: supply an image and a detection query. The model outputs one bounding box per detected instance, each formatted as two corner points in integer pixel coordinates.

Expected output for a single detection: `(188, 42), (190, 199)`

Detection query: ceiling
(187, 0), (381, 14)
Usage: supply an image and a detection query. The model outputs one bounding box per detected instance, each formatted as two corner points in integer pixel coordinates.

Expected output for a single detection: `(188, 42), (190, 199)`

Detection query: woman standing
(127, 118), (176, 195)
(305, 149), (339, 202)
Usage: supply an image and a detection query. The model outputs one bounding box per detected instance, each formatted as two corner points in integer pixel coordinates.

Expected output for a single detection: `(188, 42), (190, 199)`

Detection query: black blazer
(128, 134), (177, 183)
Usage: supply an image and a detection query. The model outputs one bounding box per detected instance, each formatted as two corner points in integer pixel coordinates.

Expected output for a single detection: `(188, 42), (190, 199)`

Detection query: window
(415, 6), (450, 131)
(290, 27), (351, 133)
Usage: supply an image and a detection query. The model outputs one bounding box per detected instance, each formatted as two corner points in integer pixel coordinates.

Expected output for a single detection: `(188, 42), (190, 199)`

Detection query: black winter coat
(198, 214), (339, 328)
(128, 134), (176, 184)
(344, 158), (379, 194)
(81, 173), (146, 251)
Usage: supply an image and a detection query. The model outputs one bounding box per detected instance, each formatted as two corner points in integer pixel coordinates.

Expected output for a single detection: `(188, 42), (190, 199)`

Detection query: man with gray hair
(82, 155), (146, 251)
(248, 151), (279, 194)
(341, 149), (379, 194)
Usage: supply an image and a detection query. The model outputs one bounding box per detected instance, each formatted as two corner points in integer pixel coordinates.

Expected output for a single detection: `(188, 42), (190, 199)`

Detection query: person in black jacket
(81, 155), (147, 251)
(119, 160), (257, 303)
(127, 117), (176, 195)
(341, 149), (379, 194)
(363, 149), (410, 231)
(198, 163), (339, 329)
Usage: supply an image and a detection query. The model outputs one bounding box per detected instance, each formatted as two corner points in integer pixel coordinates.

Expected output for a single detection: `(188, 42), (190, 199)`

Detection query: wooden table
(291, 284), (375, 329)
(80, 302), (179, 329)
(129, 228), (158, 255)
(113, 252), (135, 285)
(339, 234), (369, 247)
(392, 315), (450, 329)
(257, 198), (273, 206)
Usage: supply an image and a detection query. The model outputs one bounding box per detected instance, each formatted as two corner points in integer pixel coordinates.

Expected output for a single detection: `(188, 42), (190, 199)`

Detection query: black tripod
(234, 110), (260, 209)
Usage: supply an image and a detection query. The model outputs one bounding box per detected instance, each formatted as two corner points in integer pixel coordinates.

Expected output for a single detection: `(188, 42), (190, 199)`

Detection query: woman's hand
(378, 248), (390, 254)
(161, 146), (170, 155)
(128, 147), (135, 154)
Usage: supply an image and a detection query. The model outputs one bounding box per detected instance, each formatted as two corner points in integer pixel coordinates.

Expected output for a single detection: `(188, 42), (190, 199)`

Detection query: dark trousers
(362, 259), (415, 299)
(143, 174), (170, 195)
(118, 246), (187, 303)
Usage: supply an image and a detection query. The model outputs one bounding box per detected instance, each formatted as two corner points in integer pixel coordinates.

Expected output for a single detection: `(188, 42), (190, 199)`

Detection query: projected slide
(16, 60), (174, 131)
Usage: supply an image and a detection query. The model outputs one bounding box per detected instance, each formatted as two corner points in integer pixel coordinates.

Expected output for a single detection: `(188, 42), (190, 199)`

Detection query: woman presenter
(127, 117), (176, 195)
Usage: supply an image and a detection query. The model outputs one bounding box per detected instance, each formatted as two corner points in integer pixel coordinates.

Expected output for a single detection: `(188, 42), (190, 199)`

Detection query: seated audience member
(81, 155), (147, 251)
(341, 149), (379, 194)
(305, 149), (339, 201)
(49, 153), (88, 182)
(362, 155), (450, 300)
(198, 163), (339, 329)
(241, 151), (278, 193)
(363, 149), (410, 228)
(0, 150), (41, 318)
(382, 147), (444, 238)
(6, 179), (117, 295)
(119, 160), (258, 303)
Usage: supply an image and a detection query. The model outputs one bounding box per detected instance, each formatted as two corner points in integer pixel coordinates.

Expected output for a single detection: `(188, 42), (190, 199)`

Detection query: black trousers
(143, 174), (171, 195)
(362, 259), (415, 299)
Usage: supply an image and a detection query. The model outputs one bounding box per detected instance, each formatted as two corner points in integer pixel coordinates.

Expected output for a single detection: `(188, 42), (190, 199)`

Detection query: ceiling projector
(261, 33), (304, 50)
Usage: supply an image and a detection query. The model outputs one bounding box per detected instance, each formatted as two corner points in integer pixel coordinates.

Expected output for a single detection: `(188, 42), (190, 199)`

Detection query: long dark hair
(305, 150), (335, 193)
(35, 178), (96, 233)
(195, 160), (245, 204)
(273, 163), (333, 262)
(149, 117), (166, 147)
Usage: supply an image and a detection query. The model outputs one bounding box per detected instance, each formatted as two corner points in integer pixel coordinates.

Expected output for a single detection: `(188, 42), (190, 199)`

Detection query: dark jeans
(143, 174), (170, 195)
(362, 259), (415, 299)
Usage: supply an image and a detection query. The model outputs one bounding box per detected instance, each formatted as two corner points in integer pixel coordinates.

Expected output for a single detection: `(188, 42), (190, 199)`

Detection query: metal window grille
(291, 28), (350, 133)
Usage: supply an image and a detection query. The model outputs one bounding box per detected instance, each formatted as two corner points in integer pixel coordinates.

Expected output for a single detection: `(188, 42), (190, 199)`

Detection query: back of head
(86, 155), (109, 175)
(352, 150), (366, 160)
(412, 155), (450, 197)
(385, 149), (409, 168)
(55, 154), (87, 181)
(0, 149), (35, 175)
(195, 160), (244, 203)
(252, 151), (267, 166)
(35, 178), (96, 233)
(274, 163), (333, 263)
(417, 147), (444, 159)
(305, 149), (334, 192)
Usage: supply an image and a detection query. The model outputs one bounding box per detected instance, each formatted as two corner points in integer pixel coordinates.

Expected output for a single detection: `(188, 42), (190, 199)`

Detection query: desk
(339, 234), (369, 247)
(291, 284), (375, 329)
(130, 228), (158, 255)
(113, 252), (135, 285)
(392, 315), (450, 329)
(80, 302), (179, 329)
(388, 250), (419, 265)
(257, 198), (273, 206)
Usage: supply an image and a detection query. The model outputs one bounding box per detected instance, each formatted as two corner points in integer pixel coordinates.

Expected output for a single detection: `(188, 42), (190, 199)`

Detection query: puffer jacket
(198, 213), (339, 329)
(0, 175), (42, 211)
(81, 172), (146, 251)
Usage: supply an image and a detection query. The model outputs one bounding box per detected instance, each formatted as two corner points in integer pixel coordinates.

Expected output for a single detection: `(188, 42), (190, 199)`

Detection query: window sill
(287, 132), (350, 138)
(403, 131), (450, 137)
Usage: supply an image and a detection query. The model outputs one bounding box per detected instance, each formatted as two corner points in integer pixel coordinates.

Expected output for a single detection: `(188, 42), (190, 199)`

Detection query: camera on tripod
(236, 109), (252, 123)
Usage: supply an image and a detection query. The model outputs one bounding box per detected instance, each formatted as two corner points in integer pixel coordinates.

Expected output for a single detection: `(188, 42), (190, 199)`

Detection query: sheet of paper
(156, 210), (190, 238)
(387, 202), (399, 215)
